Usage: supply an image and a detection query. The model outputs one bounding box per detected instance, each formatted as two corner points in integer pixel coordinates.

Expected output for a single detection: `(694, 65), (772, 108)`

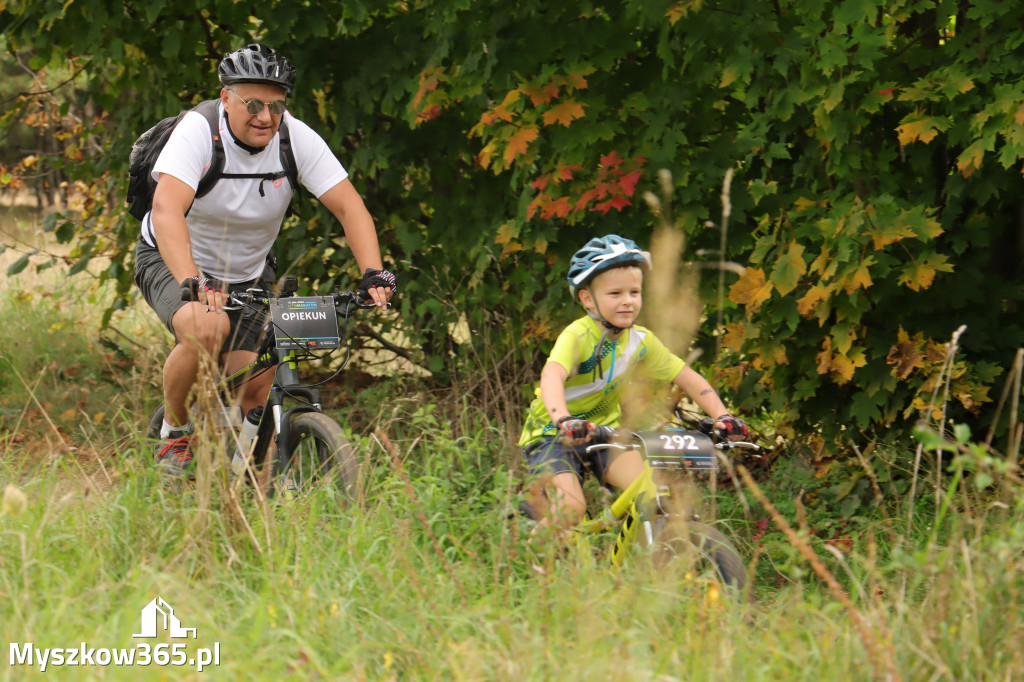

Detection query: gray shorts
(523, 436), (615, 485)
(133, 238), (274, 354)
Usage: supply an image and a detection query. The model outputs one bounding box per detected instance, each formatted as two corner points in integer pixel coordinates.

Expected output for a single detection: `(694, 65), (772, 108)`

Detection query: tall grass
(3, 224), (1024, 679)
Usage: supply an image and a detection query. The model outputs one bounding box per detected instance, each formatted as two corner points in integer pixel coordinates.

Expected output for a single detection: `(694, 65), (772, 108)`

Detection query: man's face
(221, 82), (289, 148)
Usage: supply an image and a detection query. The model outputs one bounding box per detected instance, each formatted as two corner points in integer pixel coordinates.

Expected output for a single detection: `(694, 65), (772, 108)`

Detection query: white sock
(160, 419), (193, 439)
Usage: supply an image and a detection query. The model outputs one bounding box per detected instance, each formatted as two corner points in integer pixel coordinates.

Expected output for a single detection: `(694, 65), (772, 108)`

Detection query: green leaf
(769, 241), (806, 296)
(6, 252), (32, 276)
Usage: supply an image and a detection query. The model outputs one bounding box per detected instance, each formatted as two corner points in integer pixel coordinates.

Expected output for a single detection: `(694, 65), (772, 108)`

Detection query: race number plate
(638, 428), (718, 470)
(269, 296), (340, 350)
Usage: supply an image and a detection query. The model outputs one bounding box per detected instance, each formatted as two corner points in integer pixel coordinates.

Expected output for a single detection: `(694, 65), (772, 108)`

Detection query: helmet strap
(584, 304), (626, 335)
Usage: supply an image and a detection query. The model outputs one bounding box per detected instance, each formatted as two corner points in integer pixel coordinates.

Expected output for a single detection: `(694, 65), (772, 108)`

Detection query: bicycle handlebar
(179, 280), (377, 314)
(584, 424), (765, 457)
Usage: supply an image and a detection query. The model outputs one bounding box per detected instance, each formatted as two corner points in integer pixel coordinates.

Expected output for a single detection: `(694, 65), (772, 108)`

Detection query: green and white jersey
(518, 316), (686, 448)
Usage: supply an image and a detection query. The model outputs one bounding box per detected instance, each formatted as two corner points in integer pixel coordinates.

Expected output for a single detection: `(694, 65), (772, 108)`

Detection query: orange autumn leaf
(816, 337), (866, 385)
(886, 327), (925, 380)
(797, 284), (830, 320)
(842, 260), (874, 294)
(542, 100), (586, 127)
(555, 164), (582, 181)
(898, 253), (954, 292)
(565, 67), (594, 90)
(503, 126), (539, 165)
(728, 267), (773, 313)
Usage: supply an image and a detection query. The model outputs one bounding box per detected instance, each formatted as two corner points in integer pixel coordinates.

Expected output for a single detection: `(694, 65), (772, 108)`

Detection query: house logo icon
(133, 597), (197, 639)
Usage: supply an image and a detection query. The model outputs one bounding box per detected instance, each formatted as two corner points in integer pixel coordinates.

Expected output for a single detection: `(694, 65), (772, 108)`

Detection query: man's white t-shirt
(141, 102), (348, 283)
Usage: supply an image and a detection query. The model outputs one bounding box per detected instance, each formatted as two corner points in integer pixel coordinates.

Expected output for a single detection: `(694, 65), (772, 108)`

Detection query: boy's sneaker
(154, 430), (196, 478)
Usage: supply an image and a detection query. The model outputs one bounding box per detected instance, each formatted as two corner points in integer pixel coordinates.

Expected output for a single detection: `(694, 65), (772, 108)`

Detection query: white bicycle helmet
(567, 234), (651, 298)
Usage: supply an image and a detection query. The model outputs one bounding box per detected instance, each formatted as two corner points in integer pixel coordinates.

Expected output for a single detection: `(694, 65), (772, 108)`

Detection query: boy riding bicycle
(519, 234), (748, 538)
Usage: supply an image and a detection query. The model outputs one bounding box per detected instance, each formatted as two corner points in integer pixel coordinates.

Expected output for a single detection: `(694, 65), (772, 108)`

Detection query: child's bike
(144, 276), (374, 502)
(526, 421), (763, 595)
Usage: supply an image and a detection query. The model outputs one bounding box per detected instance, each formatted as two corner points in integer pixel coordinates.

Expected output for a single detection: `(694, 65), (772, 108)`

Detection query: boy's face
(578, 266), (643, 329)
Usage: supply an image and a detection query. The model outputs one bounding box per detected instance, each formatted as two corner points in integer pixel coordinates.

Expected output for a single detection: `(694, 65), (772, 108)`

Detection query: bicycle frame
(205, 284), (373, 480)
(573, 426), (763, 568)
(576, 462), (661, 568)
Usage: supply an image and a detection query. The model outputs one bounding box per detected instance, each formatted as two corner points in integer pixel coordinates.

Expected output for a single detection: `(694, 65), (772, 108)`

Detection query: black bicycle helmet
(218, 44), (297, 93)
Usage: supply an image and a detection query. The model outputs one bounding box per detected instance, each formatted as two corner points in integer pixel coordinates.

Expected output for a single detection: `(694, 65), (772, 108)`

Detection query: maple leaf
(592, 196), (632, 214)
(475, 141), (496, 170)
(897, 115), (947, 146)
(866, 221), (915, 250)
(842, 259), (874, 294)
(502, 126), (539, 165)
(816, 337), (866, 384)
(956, 140), (985, 177)
(770, 241), (807, 296)
(898, 253), (954, 291)
(494, 222), (519, 245)
(721, 322), (747, 352)
(617, 169), (643, 196)
(797, 284), (830, 320)
(522, 81), (558, 106)
(493, 89), (521, 122)
(555, 164), (582, 182)
(600, 151), (624, 168)
(531, 175), (551, 191)
(574, 188), (600, 212)
(540, 196), (573, 220)
(414, 104), (441, 124)
(793, 196), (821, 212)
(565, 67), (594, 91)
(885, 327), (925, 380)
(542, 100), (586, 127)
(412, 68), (441, 109)
(728, 267), (773, 314)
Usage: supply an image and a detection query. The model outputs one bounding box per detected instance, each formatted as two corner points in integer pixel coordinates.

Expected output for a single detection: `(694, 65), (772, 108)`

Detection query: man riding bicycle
(134, 43), (395, 478)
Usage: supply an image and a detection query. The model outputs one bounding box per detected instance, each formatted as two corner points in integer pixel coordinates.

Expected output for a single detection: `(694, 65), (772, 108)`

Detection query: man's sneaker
(154, 430), (196, 478)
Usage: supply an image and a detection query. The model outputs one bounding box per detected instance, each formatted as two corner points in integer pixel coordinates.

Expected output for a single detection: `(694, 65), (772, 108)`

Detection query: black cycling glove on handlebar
(557, 416), (593, 441)
(180, 276), (220, 301)
(716, 414), (749, 438)
(358, 268), (397, 299)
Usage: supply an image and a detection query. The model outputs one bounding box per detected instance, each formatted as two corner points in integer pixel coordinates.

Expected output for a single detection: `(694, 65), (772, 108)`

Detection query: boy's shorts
(523, 436), (616, 485)
(134, 237), (274, 355)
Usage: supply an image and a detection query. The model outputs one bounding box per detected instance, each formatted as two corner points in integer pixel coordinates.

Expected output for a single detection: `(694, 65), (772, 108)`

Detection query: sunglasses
(228, 89), (287, 116)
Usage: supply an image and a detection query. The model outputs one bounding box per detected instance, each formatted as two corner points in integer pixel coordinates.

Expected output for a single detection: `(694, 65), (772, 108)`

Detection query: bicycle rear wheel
(652, 517), (748, 596)
(276, 412), (359, 503)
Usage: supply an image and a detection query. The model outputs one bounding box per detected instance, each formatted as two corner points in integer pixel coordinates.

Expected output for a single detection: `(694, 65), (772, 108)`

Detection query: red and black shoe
(154, 430), (196, 479)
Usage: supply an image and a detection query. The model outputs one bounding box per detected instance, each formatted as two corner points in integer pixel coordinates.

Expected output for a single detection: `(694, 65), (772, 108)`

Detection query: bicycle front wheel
(277, 412), (360, 503)
(652, 517), (748, 596)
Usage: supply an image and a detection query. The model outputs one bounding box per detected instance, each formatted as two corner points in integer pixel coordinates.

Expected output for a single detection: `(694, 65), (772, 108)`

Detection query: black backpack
(126, 99), (298, 221)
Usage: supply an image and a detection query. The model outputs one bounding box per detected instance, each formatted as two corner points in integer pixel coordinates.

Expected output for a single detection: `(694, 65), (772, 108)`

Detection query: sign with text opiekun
(270, 296), (340, 350)
(8, 596), (221, 673)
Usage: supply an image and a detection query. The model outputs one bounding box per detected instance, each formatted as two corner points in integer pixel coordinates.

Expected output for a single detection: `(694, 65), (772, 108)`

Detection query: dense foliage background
(3, 0), (1023, 450)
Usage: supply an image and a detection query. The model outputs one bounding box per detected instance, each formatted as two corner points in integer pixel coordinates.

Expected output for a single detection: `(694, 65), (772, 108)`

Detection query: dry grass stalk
(737, 464), (898, 681)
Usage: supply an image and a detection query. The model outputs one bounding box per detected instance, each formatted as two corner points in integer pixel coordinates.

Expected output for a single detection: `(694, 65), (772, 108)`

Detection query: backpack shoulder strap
(277, 117), (299, 192)
(193, 99), (224, 199)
